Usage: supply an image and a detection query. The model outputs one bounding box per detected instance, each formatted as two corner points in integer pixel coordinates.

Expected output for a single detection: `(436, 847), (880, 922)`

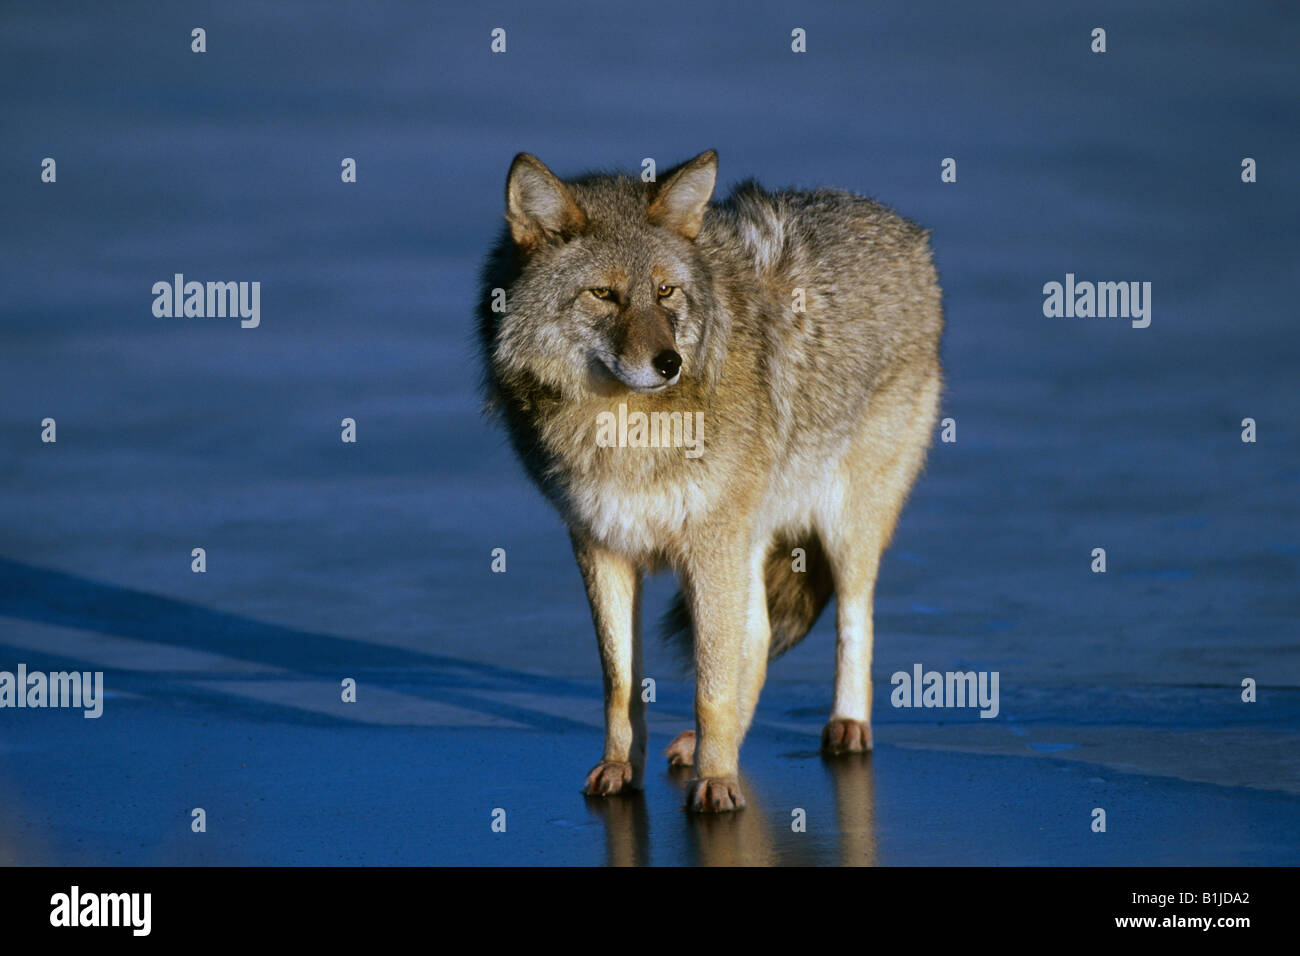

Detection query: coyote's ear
(648, 149), (718, 240)
(505, 153), (586, 249)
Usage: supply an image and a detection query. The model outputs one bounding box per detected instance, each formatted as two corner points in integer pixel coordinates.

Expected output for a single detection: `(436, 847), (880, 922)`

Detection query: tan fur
(478, 150), (943, 812)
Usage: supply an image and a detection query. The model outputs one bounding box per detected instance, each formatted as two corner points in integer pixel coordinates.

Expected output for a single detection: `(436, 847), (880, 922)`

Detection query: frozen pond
(0, 0), (1297, 864)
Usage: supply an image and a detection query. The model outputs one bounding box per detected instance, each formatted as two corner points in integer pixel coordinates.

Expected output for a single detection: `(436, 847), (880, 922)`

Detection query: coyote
(478, 150), (943, 812)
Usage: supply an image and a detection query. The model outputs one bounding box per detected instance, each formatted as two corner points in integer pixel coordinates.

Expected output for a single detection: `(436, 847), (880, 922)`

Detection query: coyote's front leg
(682, 528), (752, 812)
(573, 533), (646, 796)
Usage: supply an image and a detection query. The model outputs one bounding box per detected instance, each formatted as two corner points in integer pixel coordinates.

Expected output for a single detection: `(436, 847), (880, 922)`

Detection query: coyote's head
(480, 150), (724, 402)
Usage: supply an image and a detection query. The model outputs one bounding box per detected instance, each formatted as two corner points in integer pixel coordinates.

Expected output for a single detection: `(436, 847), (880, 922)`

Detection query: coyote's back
(697, 181), (942, 459)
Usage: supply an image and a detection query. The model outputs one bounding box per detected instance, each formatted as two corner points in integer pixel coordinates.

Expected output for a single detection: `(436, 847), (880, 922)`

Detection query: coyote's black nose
(653, 350), (682, 379)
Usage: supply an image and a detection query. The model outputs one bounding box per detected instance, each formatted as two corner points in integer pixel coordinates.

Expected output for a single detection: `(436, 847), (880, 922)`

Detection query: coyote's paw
(582, 760), (638, 797)
(821, 717), (873, 754)
(686, 776), (746, 813)
(664, 730), (695, 768)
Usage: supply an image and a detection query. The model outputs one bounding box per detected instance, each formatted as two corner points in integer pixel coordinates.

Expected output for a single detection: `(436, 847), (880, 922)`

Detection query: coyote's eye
(588, 288), (612, 300)
(657, 284), (677, 298)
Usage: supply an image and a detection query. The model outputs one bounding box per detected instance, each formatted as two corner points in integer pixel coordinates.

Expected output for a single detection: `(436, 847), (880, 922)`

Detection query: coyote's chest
(539, 398), (717, 557)
(561, 453), (713, 559)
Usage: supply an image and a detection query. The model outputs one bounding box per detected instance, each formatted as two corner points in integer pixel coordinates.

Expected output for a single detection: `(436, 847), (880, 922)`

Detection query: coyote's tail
(659, 533), (835, 666)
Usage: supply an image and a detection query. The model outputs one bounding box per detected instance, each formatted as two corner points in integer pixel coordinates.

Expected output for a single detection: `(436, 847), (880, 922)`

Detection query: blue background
(1, 1), (1297, 864)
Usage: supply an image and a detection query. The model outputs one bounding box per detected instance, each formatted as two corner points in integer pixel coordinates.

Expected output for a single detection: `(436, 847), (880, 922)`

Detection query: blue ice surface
(1, 0), (1298, 864)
